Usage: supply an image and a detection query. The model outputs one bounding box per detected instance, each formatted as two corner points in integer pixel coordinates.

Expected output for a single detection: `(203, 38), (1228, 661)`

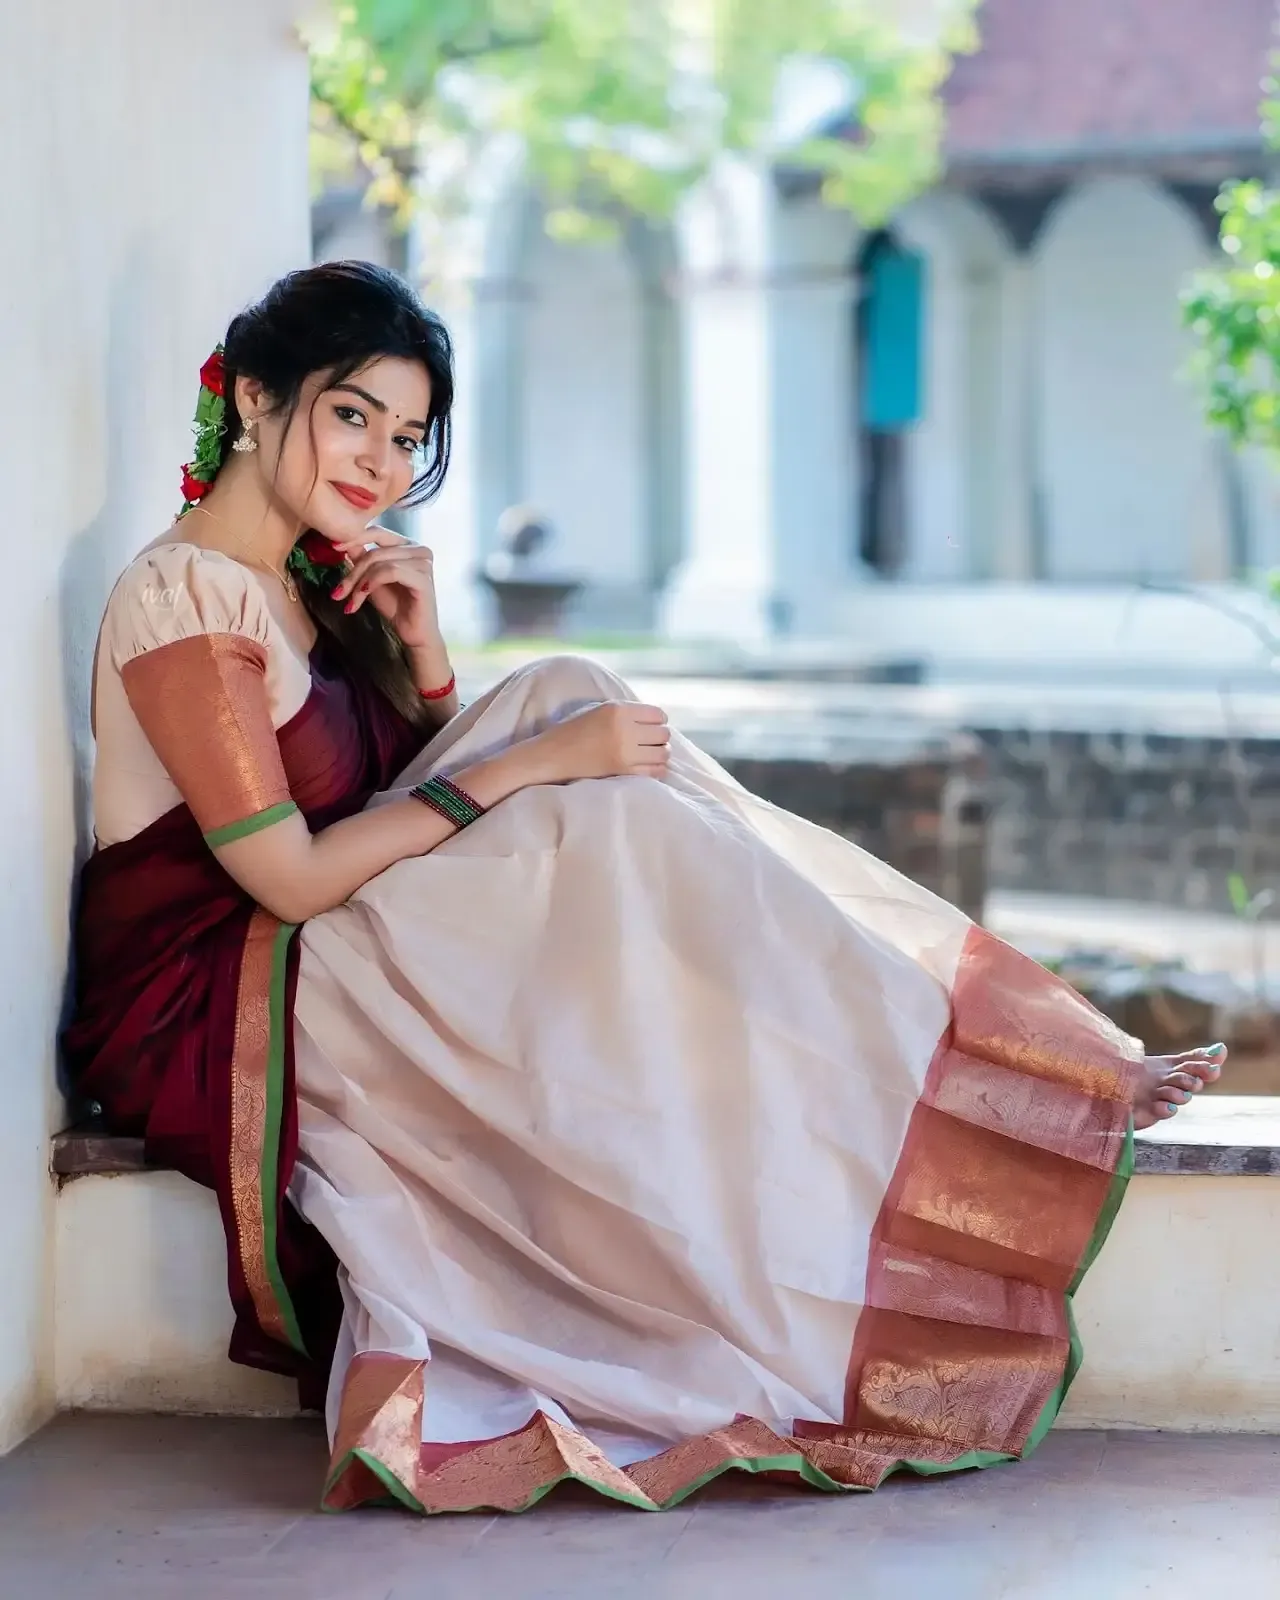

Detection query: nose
(353, 425), (392, 483)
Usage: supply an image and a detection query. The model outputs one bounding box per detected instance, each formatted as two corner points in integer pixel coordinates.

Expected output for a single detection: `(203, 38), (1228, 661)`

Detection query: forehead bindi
(356, 359), (430, 422)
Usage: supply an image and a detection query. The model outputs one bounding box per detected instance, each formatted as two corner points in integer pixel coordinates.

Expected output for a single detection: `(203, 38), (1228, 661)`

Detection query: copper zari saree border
(229, 908), (307, 1356)
(319, 927), (1140, 1514)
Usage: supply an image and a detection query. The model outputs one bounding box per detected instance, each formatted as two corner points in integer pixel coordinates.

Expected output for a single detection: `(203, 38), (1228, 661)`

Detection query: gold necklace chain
(181, 505), (299, 602)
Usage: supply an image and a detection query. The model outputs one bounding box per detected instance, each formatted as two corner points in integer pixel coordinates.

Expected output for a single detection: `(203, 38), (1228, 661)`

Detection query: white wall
(0, 0), (311, 1453)
(53, 1151), (1280, 1434)
(1037, 178), (1226, 581)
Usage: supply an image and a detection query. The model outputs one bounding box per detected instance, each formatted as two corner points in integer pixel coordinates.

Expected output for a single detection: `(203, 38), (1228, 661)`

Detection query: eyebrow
(331, 383), (428, 433)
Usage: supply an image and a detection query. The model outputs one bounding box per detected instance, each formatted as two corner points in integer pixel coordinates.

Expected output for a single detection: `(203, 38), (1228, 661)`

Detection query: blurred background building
(309, 0), (1280, 1044)
(319, 0), (1280, 669)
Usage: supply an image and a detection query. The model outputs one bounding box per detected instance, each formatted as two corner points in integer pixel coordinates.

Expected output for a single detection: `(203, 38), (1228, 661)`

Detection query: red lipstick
(332, 481), (377, 510)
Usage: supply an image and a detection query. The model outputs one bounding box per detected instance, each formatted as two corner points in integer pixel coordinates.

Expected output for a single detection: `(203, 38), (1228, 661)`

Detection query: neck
(182, 455), (301, 574)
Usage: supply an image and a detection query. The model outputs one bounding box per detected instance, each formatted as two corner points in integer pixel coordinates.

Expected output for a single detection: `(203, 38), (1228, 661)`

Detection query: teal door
(860, 238), (925, 433)
(857, 233), (925, 573)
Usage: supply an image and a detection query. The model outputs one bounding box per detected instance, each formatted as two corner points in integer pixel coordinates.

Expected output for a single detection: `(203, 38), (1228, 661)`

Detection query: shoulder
(104, 542), (274, 667)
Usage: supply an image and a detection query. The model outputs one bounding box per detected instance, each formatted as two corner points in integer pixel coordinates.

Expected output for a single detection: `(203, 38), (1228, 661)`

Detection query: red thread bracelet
(419, 673), (456, 702)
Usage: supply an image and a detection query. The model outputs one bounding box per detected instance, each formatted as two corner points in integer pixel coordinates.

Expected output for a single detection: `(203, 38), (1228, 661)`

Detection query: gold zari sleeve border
(121, 633), (294, 839)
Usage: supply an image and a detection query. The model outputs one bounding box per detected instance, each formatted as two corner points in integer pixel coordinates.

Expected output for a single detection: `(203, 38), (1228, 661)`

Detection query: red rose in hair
(199, 351), (226, 397)
(297, 529), (346, 568)
(181, 465), (212, 502)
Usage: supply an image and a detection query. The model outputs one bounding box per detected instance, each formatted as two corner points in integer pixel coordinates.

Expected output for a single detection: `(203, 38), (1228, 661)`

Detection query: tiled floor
(0, 1416), (1276, 1600)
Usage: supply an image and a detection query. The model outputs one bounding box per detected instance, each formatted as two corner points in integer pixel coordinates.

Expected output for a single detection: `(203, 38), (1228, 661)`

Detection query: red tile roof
(945, 0), (1276, 160)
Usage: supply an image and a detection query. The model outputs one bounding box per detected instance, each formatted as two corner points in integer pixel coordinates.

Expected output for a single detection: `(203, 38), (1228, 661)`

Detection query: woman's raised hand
(523, 702), (672, 784)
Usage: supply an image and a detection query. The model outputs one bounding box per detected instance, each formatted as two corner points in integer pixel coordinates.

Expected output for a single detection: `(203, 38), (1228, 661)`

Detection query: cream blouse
(93, 543), (315, 847)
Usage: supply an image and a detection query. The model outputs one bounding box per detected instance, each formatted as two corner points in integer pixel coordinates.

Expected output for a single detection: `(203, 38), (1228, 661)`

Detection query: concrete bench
(49, 1100), (1280, 1429)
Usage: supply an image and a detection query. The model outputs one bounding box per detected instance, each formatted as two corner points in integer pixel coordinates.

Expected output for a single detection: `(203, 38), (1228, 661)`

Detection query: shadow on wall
(54, 260), (151, 1112)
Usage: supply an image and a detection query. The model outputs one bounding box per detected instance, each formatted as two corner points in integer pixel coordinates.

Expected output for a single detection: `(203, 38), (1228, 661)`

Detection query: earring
(232, 418), (259, 455)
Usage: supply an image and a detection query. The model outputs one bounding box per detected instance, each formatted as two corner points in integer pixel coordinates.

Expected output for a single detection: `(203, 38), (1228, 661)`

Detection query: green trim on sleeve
(203, 800), (298, 850)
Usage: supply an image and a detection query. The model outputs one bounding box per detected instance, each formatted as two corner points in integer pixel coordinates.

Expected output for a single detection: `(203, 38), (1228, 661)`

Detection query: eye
(334, 404), (367, 428)
(395, 433), (425, 457)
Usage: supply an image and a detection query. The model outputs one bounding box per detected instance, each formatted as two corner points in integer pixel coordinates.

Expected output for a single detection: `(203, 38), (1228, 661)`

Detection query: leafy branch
(1183, 55), (1280, 450)
(305, 0), (979, 243)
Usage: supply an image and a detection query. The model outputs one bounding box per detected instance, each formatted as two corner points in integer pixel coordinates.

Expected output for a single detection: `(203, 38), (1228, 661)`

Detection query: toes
(1157, 1083), (1193, 1106)
(1139, 1044), (1226, 1130)
(1136, 1094), (1182, 1130)
(1168, 1045), (1227, 1083)
(1173, 1043), (1227, 1065)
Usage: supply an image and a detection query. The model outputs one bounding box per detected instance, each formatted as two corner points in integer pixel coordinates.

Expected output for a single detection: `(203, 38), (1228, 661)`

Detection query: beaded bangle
(419, 673), (456, 702)
(410, 774), (485, 830)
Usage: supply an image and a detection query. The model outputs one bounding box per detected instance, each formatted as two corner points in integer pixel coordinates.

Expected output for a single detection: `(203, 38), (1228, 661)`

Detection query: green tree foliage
(1183, 68), (1280, 451)
(307, 0), (977, 239)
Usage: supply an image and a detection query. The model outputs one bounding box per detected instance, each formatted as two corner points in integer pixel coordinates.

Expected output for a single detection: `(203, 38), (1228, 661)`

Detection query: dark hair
(217, 260), (454, 727)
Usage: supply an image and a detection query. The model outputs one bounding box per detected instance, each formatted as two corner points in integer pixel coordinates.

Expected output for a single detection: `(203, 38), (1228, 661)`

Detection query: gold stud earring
(232, 417), (259, 455)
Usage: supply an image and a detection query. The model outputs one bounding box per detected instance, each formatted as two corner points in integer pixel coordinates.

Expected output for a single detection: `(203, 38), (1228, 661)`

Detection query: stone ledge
(1132, 1096), (1280, 1175)
(51, 1131), (145, 1181)
(50, 1097), (1280, 1183)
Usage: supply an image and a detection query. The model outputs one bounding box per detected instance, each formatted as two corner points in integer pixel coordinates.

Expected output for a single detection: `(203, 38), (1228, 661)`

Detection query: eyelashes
(333, 404), (422, 457)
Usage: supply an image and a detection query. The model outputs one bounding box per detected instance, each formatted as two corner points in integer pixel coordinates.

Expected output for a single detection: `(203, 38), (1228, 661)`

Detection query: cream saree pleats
(286, 657), (1139, 1513)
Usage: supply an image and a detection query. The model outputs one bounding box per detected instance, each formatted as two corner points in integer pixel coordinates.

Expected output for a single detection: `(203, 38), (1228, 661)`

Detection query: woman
(66, 261), (1224, 1515)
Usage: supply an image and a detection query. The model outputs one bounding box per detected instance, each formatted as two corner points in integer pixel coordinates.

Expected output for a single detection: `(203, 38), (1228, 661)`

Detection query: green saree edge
(891, 1116), (1136, 1484)
(261, 918), (306, 1356)
(319, 1122), (1139, 1511)
(322, 1448), (426, 1515)
(324, 1447), (856, 1517)
(654, 1451), (852, 1510)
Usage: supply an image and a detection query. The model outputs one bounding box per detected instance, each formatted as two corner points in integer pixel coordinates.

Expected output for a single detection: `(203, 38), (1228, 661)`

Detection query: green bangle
(410, 775), (485, 829)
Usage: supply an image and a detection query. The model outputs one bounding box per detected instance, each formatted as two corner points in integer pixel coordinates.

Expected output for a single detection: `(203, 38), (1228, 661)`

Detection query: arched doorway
(1036, 176), (1225, 580)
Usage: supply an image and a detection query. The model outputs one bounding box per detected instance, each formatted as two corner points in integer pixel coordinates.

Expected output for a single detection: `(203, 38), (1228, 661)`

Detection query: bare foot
(1134, 1044), (1227, 1130)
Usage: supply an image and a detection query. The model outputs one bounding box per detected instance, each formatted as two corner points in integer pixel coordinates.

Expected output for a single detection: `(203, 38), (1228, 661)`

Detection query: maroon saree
(62, 641), (426, 1406)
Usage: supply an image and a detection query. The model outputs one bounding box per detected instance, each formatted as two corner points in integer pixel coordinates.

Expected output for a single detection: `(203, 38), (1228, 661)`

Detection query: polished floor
(0, 1415), (1275, 1599)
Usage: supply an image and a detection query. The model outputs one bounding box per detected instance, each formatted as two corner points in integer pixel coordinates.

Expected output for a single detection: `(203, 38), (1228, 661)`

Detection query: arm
(216, 694), (676, 922)
(123, 628), (672, 923)
(108, 552), (654, 924)
(215, 739), (537, 923)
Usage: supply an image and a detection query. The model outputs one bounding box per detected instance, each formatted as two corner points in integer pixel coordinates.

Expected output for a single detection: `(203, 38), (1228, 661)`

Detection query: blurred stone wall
(974, 725), (1280, 916)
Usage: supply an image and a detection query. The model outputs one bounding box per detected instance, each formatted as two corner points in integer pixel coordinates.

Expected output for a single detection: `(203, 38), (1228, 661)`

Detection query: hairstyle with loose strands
(217, 261), (455, 728)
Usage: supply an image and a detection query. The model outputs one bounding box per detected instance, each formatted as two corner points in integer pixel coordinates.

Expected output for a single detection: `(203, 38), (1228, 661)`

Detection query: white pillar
(993, 253), (1038, 580)
(662, 160), (778, 641)
(662, 167), (861, 641)
(959, 256), (1004, 578)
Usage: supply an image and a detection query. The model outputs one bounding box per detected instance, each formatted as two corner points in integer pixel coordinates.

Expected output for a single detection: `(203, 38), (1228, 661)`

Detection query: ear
(234, 374), (271, 423)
